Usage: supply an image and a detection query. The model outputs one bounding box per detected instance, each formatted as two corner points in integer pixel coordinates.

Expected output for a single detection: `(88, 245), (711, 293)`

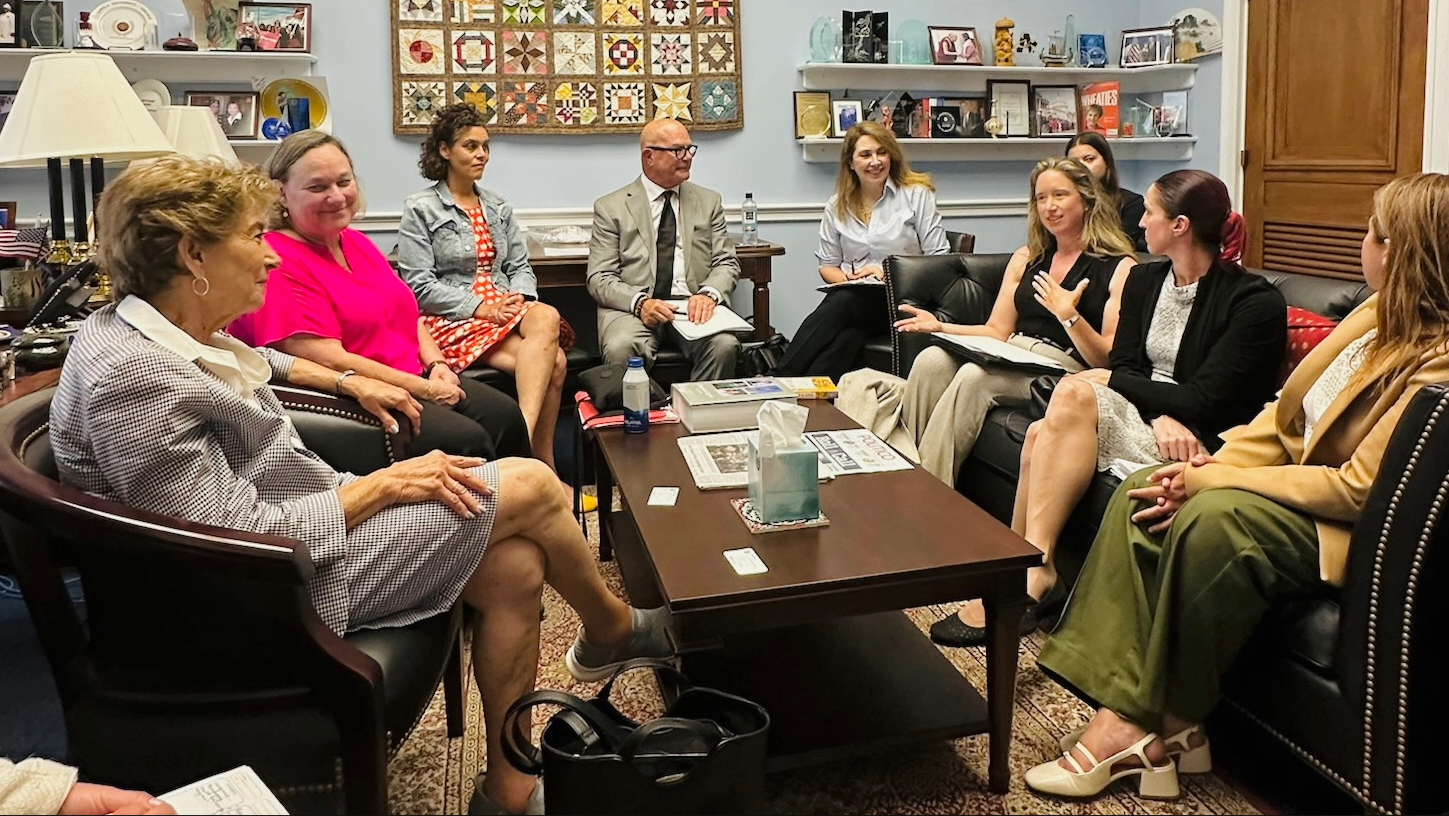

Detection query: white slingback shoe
(1024, 732), (1180, 799)
(1057, 723), (1212, 773)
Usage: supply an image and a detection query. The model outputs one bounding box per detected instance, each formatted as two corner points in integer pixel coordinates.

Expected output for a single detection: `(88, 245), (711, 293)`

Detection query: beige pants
(903, 337), (1083, 485)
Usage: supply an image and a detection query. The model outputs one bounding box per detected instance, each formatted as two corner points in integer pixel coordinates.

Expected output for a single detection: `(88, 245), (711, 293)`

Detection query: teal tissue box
(747, 438), (821, 523)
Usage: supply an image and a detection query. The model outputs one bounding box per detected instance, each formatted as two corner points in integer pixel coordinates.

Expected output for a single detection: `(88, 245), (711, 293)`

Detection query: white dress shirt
(815, 180), (949, 272)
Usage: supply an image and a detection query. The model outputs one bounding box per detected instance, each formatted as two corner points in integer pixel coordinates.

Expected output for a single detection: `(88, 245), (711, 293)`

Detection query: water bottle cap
(627, 356), (644, 367)
(745, 192), (754, 198)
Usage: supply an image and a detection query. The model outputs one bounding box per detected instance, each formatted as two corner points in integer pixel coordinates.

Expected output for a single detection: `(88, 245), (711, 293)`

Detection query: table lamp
(145, 105), (240, 164)
(0, 52), (175, 270)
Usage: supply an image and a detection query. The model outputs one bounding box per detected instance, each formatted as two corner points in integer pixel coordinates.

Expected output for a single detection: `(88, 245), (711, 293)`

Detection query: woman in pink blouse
(230, 131), (531, 462)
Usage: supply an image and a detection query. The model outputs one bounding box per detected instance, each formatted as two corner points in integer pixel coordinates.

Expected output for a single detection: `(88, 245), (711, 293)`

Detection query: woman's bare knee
(1045, 378), (1096, 425)
(491, 458), (568, 539)
(525, 303), (561, 337)
(464, 536), (545, 611)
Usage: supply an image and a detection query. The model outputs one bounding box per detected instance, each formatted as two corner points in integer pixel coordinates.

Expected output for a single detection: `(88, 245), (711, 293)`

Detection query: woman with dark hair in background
(1066, 131), (1146, 251)
(774, 121), (949, 380)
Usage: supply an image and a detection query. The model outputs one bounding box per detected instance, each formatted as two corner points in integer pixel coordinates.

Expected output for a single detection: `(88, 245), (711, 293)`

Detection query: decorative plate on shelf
(91, 0), (158, 50)
(260, 78), (329, 129)
(130, 78), (171, 112)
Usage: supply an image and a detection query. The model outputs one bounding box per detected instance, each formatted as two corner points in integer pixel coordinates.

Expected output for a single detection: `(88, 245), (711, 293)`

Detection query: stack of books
(670, 378), (797, 433)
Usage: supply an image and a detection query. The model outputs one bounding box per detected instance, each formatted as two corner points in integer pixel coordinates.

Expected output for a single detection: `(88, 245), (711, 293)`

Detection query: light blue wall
(1, 0), (1226, 336)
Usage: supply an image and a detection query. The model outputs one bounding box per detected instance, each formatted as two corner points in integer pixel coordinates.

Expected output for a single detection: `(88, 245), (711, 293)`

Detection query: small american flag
(0, 227), (48, 261)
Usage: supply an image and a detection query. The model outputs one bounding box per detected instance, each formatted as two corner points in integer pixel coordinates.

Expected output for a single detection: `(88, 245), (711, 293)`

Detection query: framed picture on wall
(986, 79), (1030, 137)
(1120, 25), (1175, 68)
(1032, 85), (1079, 137)
(237, 2), (310, 52)
(794, 91), (832, 139)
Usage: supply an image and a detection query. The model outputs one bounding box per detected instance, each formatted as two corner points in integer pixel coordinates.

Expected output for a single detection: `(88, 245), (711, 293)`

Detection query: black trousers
(776, 287), (889, 380)
(405, 377), (533, 461)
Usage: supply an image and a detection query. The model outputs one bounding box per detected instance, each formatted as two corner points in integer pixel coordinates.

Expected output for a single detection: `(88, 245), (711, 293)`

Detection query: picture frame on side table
(237, 2), (309, 52)
(1032, 85), (1079, 137)
(1120, 25), (1175, 68)
(927, 26), (983, 65)
(187, 90), (261, 139)
(831, 99), (863, 137)
(794, 91), (833, 139)
(986, 79), (1030, 137)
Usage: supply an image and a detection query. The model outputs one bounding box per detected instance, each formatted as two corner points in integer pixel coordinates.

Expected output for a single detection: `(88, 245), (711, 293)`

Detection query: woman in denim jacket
(398, 103), (574, 472)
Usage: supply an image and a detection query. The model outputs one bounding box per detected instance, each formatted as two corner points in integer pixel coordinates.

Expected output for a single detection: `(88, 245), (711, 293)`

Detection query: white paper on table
(159, 765), (288, 815)
(815, 278), (886, 292)
(541, 245), (589, 257)
(665, 299), (753, 340)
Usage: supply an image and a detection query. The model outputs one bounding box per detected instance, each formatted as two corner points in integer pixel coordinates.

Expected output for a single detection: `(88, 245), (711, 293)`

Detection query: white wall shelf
(797, 136), (1198, 164)
(799, 62), (1197, 95)
(0, 48), (316, 84)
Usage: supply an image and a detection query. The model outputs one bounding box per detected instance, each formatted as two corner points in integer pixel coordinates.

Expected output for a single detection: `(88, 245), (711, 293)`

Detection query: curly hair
(420, 103), (490, 182)
(98, 156), (276, 300)
(1024, 156), (1134, 267)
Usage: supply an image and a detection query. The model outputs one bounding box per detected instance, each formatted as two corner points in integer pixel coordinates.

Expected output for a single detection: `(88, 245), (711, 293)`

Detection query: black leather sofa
(885, 251), (1449, 814)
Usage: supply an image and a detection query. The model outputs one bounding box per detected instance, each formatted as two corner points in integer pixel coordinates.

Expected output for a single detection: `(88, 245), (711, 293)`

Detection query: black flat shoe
(929, 597), (1040, 647)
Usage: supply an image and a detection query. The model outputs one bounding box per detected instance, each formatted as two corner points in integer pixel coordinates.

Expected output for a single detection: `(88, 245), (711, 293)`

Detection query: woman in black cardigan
(933, 170), (1286, 647)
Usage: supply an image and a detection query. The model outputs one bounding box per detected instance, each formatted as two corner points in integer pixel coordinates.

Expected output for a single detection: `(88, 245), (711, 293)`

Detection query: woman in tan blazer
(1022, 172), (1449, 801)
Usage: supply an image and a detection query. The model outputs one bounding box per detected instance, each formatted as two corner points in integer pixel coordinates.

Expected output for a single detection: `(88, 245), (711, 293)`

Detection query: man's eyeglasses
(646, 144), (699, 158)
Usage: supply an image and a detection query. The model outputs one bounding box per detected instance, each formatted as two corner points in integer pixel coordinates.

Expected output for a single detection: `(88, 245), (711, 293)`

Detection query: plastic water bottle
(623, 356), (650, 433)
(740, 192), (759, 246)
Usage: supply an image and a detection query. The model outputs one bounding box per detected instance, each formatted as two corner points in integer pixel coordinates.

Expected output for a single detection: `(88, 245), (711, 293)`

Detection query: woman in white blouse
(774, 121), (949, 380)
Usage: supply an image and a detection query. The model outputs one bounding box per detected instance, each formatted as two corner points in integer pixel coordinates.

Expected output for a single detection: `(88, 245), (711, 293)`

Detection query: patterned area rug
(387, 511), (1260, 815)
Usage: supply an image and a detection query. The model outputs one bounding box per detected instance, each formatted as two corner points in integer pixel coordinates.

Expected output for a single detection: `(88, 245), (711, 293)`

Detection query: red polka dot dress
(422, 205), (538, 371)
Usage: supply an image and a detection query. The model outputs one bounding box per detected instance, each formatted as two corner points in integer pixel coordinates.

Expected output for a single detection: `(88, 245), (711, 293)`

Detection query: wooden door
(1243, 0), (1428, 279)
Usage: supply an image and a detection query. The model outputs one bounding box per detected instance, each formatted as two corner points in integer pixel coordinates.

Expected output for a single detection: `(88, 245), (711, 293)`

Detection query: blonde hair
(97, 157), (276, 300)
(264, 130), (365, 230)
(1359, 173), (1449, 388)
(1025, 156), (1134, 267)
(833, 121), (934, 223)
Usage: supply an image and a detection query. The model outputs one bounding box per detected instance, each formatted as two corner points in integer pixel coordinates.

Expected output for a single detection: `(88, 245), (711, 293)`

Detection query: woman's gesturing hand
(1032, 272), (1089, 322)
(340, 375), (422, 435)
(1151, 415), (1208, 462)
(894, 304), (943, 334)
(384, 450), (492, 517)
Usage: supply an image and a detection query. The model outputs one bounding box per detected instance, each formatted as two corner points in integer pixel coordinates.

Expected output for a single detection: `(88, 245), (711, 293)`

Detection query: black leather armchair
(0, 386), (465, 815)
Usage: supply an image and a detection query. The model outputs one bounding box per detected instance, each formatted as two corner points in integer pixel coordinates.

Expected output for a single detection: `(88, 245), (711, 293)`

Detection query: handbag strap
(599, 657), (692, 703)
(615, 717), (724, 766)
(500, 689), (631, 775)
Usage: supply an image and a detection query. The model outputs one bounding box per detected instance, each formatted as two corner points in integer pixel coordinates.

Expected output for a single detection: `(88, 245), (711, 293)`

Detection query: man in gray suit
(587, 118), (741, 380)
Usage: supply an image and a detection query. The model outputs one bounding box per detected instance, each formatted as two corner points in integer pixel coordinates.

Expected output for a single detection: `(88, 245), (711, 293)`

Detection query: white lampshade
(148, 106), (240, 163)
(0, 52), (176, 168)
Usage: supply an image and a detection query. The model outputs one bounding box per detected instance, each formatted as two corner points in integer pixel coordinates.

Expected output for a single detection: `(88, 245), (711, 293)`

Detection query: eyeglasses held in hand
(646, 144), (699, 158)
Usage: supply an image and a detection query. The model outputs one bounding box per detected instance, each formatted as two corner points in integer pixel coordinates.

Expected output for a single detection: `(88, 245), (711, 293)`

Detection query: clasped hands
(476, 292), (526, 326)
(639, 293), (716, 328)
(1127, 453), (1216, 534)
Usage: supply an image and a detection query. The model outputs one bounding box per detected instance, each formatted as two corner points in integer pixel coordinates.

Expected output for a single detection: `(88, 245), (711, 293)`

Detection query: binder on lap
(928, 332), (1068, 375)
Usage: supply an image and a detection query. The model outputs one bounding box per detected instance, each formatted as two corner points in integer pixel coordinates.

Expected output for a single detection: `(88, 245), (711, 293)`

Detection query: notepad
(929, 332), (1068, 375)
(665, 299), (753, 340)
(815, 278), (886, 292)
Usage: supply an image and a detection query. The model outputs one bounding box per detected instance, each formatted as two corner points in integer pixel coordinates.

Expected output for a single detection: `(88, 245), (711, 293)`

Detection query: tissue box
(747, 438), (820, 523)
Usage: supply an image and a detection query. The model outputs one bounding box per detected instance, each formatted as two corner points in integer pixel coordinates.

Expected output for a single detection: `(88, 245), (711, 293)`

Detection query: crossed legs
(460, 457), (637, 813)
(480, 304), (568, 469)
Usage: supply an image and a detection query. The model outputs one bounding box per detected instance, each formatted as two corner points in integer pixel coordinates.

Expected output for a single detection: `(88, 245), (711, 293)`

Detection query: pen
(672, 307), (689, 316)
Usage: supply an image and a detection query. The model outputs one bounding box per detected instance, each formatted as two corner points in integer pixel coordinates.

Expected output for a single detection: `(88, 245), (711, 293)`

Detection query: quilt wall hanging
(392, 0), (744, 135)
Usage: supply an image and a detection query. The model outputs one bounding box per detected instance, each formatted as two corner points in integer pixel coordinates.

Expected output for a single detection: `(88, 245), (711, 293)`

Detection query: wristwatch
(700, 290), (722, 304)
(423, 360), (450, 376)
(1061, 314), (1082, 330)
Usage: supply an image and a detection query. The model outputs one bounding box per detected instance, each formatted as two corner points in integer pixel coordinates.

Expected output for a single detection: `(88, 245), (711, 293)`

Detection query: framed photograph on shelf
(927, 26), (983, 65)
(986, 79), (1030, 137)
(794, 91), (833, 139)
(1032, 85), (1079, 137)
(187, 91), (261, 140)
(237, 2), (310, 52)
(831, 99), (863, 137)
(0, 92), (15, 132)
(1120, 26), (1175, 68)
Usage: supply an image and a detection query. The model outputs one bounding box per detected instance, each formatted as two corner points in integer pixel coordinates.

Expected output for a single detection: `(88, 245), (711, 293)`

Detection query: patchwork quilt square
(552, 31), (596, 75)
(603, 82), (646, 123)
(695, 0), (732, 26)
(400, 28), (448, 74)
(695, 30), (733, 73)
(602, 32), (644, 74)
(452, 30), (497, 73)
(401, 80), (448, 125)
(650, 32), (691, 75)
(553, 0), (595, 25)
(399, 0), (444, 23)
(500, 0), (545, 24)
(453, 81), (500, 122)
(651, 82), (691, 120)
(648, 0), (689, 26)
(600, 0), (643, 26)
(452, 0), (496, 23)
(698, 79), (736, 121)
(553, 81), (599, 125)
(500, 81), (550, 125)
(501, 30), (549, 74)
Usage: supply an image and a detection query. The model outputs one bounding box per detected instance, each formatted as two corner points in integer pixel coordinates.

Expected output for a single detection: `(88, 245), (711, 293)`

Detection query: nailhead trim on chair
(276, 398), (399, 465)
(1361, 395), (1447, 815)
(273, 758), (343, 797)
(1224, 698), (1387, 814)
(18, 423), (47, 461)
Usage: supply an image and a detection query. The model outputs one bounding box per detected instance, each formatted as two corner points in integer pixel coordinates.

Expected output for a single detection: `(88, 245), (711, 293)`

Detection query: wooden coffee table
(590, 402), (1040, 792)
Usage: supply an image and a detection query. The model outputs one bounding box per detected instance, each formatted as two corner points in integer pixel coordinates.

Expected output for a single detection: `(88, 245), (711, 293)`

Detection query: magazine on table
(677, 428), (912, 489)
(804, 429), (914, 475)
(664, 299), (753, 340)
(929, 332), (1067, 375)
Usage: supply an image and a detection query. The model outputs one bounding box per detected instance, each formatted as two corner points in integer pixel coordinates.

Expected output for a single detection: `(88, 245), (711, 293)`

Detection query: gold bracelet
(334, 369), (357, 394)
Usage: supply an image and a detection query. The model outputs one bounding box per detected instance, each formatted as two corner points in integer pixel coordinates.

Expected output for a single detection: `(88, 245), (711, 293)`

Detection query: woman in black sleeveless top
(895, 156), (1135, 481)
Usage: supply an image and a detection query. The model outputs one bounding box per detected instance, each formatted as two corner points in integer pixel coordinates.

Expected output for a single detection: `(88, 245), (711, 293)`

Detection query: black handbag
(737, 331), (790, 378)
(500, 659), (770, 815)
(578, 363), (670, 412)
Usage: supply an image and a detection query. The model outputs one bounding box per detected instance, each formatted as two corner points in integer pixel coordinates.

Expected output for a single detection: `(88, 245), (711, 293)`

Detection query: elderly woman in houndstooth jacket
(48, 156), (675, 816)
